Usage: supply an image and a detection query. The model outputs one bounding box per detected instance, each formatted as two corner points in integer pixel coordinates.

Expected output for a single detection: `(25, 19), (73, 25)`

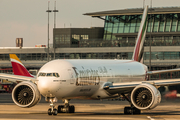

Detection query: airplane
(1, 5), (180, 116)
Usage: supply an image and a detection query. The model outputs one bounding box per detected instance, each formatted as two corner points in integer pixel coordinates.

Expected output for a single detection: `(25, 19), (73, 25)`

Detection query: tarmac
(0, 93), (180, 120)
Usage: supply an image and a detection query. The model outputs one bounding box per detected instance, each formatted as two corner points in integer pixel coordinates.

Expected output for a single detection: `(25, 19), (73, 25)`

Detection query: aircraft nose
(37, 78), (56, 97)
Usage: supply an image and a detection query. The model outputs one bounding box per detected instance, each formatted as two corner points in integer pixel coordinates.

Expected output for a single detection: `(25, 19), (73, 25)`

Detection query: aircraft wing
(0, 73), (38, 83)
(147, 68), (180, 75)
(104, 79), (180, 94)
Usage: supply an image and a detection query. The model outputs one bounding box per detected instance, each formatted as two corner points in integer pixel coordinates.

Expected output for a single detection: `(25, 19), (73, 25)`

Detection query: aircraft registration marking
(53, 80), (66, 82)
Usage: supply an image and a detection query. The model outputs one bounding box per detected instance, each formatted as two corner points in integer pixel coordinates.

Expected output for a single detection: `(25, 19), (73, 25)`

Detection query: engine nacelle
(12, 81), (41, 108)
(131, 83), (161, 110)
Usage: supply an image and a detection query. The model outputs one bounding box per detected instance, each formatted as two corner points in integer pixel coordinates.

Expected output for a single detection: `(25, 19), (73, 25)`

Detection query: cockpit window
(47, 73), (53, 76)
(53, 73), (59, 77)
(38, 72), (46, 77)
(38, 72), (59, 77)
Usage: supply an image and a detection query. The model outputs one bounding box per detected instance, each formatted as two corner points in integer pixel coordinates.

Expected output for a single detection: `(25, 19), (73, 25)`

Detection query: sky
(0, 0), (180, 47)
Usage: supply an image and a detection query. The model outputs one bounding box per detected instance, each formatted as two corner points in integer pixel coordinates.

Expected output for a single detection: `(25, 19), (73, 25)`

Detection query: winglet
(9, 54), (34, 77)
(132, 5), (148, 62)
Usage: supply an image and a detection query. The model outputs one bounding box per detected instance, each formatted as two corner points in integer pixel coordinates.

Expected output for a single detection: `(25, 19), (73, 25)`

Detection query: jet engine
(131, 83), (161, 110)
(12, 81), (41, 108)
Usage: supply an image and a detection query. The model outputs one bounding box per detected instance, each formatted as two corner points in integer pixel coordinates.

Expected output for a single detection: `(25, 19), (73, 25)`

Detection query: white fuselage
(37, 59), (148, 100)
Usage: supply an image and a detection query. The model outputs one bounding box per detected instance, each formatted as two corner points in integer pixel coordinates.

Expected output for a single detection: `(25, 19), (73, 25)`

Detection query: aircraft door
(68, 69), (75, 84)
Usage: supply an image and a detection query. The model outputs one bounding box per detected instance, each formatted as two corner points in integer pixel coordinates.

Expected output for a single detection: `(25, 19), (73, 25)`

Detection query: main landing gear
(121, 93), (141, 115)
(58, 99), (75, 113)
(47, 98), (75, 115)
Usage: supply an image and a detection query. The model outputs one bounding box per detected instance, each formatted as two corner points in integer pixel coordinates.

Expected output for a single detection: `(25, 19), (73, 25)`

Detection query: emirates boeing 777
(1, 6), (180, 115)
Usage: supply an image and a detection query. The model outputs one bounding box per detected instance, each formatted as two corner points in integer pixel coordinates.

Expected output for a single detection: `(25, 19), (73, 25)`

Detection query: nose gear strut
(47, 98), (58, 115)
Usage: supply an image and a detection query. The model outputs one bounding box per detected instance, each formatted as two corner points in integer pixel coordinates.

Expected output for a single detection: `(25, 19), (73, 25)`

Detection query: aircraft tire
(124, 107), (141, 115)
(58, 105), (64, 113)
(53, 109), (58, 115)
(48, 108), (52, 115)
(132, 107), (141, 114)
(69, 105), (75, 113)
(124, 107), (131, 114)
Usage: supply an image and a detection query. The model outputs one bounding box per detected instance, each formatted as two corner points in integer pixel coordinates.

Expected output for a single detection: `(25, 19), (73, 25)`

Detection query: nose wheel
(48, 108), (58, 115)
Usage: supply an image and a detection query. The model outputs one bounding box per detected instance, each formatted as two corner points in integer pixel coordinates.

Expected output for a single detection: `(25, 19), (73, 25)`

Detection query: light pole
(46, 1), (52, 62)
(53, 1), (58, 59)
(53, 1), (58, 28)
(149, 0), (152, 79)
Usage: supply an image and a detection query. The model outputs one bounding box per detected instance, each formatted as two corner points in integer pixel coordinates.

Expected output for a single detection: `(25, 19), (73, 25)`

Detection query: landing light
(46, 97), (57, 103)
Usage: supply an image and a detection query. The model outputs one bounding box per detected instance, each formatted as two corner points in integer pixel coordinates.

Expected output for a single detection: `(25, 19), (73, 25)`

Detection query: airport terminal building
(1, 6), (180, 85)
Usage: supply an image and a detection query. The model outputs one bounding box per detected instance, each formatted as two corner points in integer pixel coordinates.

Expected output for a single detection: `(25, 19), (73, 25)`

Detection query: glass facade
(79, 37), (180, 47)
(1, 52), (180, 61)
(53, 13), (180, 48)
(53, 28), (104, 48)
(0, 54), (47, 61)
(54, 34), (71, 48)
(103, 13), (180, 40)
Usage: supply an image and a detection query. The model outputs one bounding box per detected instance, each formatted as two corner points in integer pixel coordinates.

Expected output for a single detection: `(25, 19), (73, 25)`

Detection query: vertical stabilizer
(132, 5), (148, 62)
(9, 54), (33, 77)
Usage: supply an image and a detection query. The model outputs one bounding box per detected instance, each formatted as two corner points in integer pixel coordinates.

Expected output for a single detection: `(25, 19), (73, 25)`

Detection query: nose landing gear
(47, 98), (58, 115)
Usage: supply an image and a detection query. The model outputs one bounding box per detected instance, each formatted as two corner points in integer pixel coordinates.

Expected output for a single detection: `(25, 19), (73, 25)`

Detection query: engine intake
(12, 81), (41, 108)
(131, 83), (161, 110)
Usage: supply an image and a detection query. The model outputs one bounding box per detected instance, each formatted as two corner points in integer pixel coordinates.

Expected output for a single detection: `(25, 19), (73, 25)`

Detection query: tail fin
(132, 5), (148, 62)
(9, 54), (33, 77)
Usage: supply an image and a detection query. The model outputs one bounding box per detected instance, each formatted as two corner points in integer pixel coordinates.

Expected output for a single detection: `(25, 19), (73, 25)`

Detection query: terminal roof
(84, 7), (180, 17)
